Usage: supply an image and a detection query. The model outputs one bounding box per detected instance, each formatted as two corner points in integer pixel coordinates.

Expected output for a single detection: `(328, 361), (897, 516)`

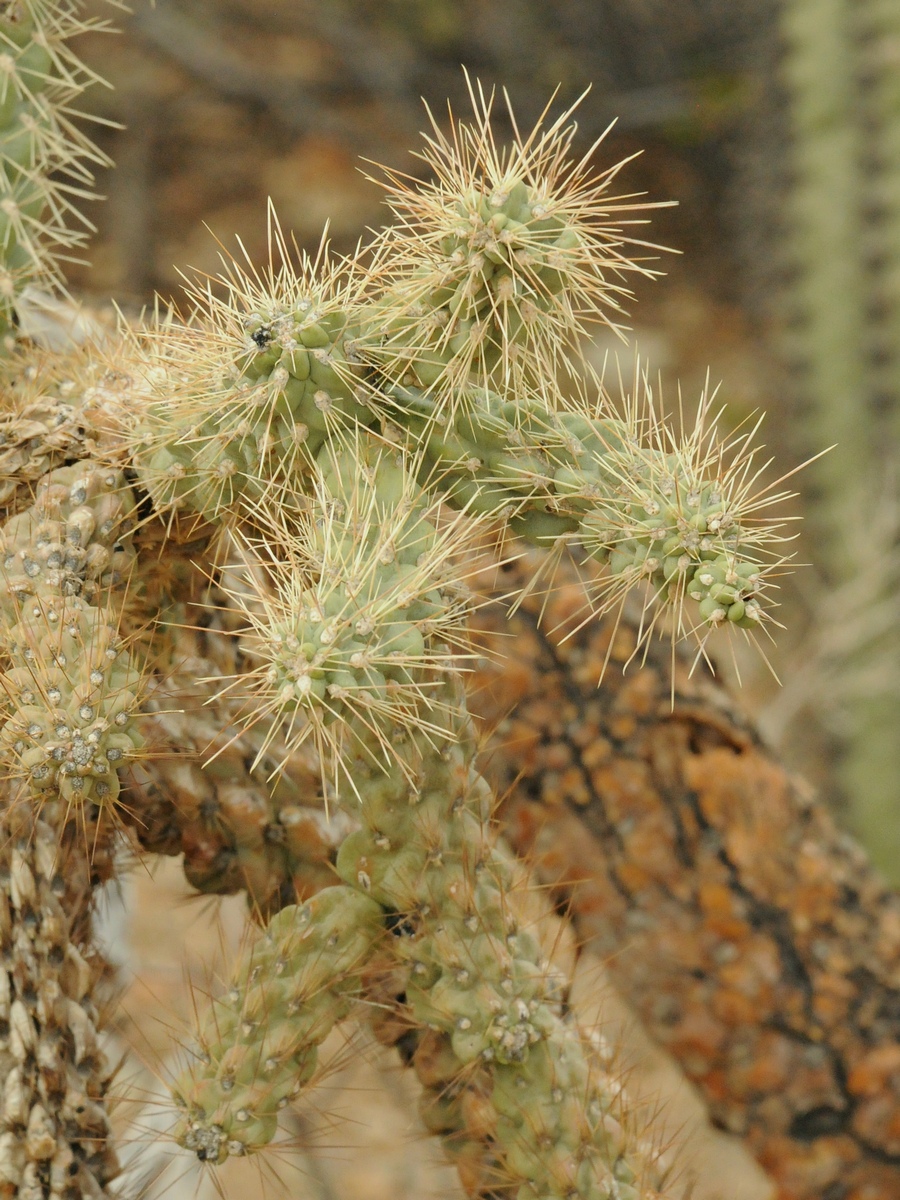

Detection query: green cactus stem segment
(376, 383), (770, 632)
(364, 84), (668, 392)
(0, 461), (145, 806)
(136, 303), (372, 521)
(358, 200), (585, 392)
(234, 438), (473, 763)
(172, 885), (383, 1164)
(0, 1), (111, 329)
(176, 450), (662, 1194)
(332, 680), (660, 1200)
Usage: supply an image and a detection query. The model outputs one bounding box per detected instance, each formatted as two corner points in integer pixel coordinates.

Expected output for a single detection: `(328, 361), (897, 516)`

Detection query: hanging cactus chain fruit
(0, 21), (813, 1200)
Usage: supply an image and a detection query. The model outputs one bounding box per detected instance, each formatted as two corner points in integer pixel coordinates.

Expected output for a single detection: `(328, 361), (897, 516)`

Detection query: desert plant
(0, 5), (833, 1200)
(779, 0), (900, 877)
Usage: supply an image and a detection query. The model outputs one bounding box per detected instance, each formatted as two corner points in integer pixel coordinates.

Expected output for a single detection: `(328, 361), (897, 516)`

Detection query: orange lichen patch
(468, 548), (900, 1200)
(613, 667), (659, 718)
(730, 1031), (794, 1097)
(847, 1045), (900, 1098)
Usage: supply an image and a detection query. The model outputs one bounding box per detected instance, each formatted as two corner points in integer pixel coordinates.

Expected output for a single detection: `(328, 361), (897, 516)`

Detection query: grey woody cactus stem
(0, 24), (805, 1200)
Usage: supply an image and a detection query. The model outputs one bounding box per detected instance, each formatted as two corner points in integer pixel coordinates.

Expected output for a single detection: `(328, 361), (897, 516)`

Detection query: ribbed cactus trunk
(779, 0), (900, 877)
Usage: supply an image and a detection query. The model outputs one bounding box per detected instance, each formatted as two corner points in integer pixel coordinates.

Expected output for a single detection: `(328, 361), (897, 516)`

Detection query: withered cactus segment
(123, 594), (350, 916)
(0, 791), (119, 1199)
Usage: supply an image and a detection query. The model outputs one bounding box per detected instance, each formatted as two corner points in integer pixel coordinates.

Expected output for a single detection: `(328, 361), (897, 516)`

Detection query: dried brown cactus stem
(0, 790), (119, 1199)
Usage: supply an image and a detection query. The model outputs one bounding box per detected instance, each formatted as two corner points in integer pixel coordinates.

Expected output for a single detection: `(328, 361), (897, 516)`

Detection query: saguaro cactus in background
(779, 0), (900, 878)
(5, 4), (894, 1199)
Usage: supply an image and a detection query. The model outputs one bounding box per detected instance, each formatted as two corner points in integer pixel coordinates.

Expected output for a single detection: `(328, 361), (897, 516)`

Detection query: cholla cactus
(0, 0), (111, 338)
(0, 23), (802, 1200)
